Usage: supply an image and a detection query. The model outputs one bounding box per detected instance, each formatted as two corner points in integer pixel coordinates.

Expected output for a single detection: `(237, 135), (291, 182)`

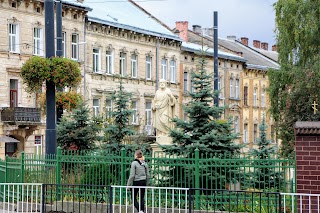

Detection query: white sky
(137, 0), (278, 47)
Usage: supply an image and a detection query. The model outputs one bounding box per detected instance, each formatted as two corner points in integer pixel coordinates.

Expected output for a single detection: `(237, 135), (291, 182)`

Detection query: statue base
(150, 136), (172, 157)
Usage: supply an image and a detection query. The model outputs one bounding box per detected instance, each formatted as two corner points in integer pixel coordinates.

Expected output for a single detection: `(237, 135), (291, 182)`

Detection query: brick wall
(295, 121), (320, 212)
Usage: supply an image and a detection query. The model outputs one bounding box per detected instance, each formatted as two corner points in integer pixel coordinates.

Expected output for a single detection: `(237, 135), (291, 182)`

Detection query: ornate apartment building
(175, 21), (247, 144)
(0, 0), (90, 159)
(0, 0), (182, 159)
(0, 0), (279, 159)
(83, 0), (181, 135)
(174, 23), (280, 150)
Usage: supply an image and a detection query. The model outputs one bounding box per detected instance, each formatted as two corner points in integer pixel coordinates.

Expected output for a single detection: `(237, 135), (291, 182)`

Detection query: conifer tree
(164, 54), (240, 156)
(160, 54), (240, 189)
(57, 101), (102, 151)
(247, 116), (283, 190)
(104, 82), (136, 151)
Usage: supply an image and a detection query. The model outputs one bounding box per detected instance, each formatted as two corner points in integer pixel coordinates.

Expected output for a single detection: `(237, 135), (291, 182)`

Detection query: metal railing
(111, 185), (189, 213)
(281, 192), (320, 213)
(0, 148), (294, 193)
(188, 188), (282, 213)
(42, 184), (286, 213)
(0, 183), (42, 213)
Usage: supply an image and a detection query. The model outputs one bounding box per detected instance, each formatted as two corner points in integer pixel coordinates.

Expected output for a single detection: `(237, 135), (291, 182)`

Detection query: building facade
(0, 0), (89, 159)
(0, 0), (279, 159)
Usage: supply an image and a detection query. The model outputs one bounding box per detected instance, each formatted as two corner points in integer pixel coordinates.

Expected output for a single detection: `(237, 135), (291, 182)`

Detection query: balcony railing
(1, 107), (41, 123)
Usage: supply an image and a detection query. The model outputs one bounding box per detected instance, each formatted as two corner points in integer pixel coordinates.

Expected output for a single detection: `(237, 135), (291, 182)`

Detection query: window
(230, 78), (233, 98)
(10, 79), (18, 107)
(234, 116), (240, 133)
(106, 99), (113, 119)
(170, 59), (176, 83)
(131, 54), (138, 78)
(120, 52), (126, 76)
(244, 86), (248, 106)
(145, 101), (152, 126)
(235, 79), (240, 99)
(62, 32), (66, 57)
(34, 135), (42, 155)
(244, 124), (248, 143)
(261, 89), (265, 107)
(71, 34), (79, 60)
(253, 88), (258, 107)
(253, 124), (258, 143)
(132, 101), (138, 124)
(146, 56), (152, 80)
(33, 28), (43, 56)
(183, 72), (188, 92)
(161, 59), (167, 80)
(271, 124), (275, 143)
(190, 78), (194, 93)
(93, 48), (100, 73)
(92, 99), (100, 116)
(218, 77), (222, 98)
(106, 50), (113, 74)
(9, 24), (19, 53)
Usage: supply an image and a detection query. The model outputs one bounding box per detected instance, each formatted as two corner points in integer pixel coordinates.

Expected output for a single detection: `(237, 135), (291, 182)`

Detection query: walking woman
(127, 150), (150, 213)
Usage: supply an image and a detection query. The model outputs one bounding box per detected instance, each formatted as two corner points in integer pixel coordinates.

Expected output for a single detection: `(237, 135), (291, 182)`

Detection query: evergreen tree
(246, 116), (283, 190)
(160, 54), (240, 189)
(104, 82), (136, 152)
(57, 101), (102, 151)
(164, 54), (240, 156)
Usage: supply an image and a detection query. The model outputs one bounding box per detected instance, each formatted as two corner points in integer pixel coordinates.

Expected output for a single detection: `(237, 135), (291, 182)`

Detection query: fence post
(121, 147), (126, 186)
(21, 151), (25, 183)
(109, 185), (113, 213)
(278, 193), (282, 213)
(195, 148), (200, 210)
(56, 147), (62, 200)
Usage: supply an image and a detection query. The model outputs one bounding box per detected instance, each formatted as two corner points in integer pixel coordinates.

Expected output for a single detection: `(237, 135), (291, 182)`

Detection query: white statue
(152, 79), (176, 136)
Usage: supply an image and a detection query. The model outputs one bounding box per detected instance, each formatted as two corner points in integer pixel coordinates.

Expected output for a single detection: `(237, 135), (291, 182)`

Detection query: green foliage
(245, 117), (283, 190)
(164, 54), (240, 155)
(81, 164), (115, 186)
(161, 54), (240, 189)
(268, 0), (320, 157)
(21, 56), (81, 93)
(104, 82), (136, 151)
(57, 101), (102, 151)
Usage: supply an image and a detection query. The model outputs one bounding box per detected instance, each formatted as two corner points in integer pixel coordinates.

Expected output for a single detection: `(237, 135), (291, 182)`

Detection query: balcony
(1, 107), (41, 124)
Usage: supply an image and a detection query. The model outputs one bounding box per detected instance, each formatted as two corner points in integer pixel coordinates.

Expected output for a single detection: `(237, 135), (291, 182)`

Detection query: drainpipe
(155, 39), (160, 91)
(83, 16), (88, 101)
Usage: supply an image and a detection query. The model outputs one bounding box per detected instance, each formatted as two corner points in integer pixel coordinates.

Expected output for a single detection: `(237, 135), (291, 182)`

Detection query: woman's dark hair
(135, 150), (143, 158)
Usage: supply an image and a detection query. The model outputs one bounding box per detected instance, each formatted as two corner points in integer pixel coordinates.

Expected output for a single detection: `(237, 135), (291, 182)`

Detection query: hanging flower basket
(21, 56), (81, 93)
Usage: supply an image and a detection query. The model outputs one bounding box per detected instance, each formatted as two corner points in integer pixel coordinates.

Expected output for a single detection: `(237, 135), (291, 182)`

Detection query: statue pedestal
(151, 136), (172, 157)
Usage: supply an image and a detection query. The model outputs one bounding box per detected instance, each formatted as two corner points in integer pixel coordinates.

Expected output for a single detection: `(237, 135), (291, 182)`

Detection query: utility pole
(45, 0), (56, 155)
(56, 0), (63, 123)
(213, 11), (219, 106)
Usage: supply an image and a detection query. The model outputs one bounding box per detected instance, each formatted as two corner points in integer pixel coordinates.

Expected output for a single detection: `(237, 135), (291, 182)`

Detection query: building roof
(217, 37), (280, 70)
(181, 42), (247, 62)
(61, 0), (92, 11)
(251, 47), (279, 62)
(84, 0), (181, 41)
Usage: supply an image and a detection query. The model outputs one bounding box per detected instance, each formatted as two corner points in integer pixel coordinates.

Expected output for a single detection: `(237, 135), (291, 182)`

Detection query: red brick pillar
(294, 122), (320, 212)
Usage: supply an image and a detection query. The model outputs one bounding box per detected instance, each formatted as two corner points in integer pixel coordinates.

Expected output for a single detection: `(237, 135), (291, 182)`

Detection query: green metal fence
(0, 148), (295, 193)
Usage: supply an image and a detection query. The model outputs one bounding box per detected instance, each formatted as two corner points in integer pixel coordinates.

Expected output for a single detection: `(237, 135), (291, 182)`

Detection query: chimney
(192, 25), (202, 35)
(261, 42), (268, 50)
(253, 40), (261, 48)
(240, 37), (248, 46)
(272, 44), (277, 51)
(175, 21), (189, 42)
(203, 27), (213, 37)
(227, 35), (236, 41)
